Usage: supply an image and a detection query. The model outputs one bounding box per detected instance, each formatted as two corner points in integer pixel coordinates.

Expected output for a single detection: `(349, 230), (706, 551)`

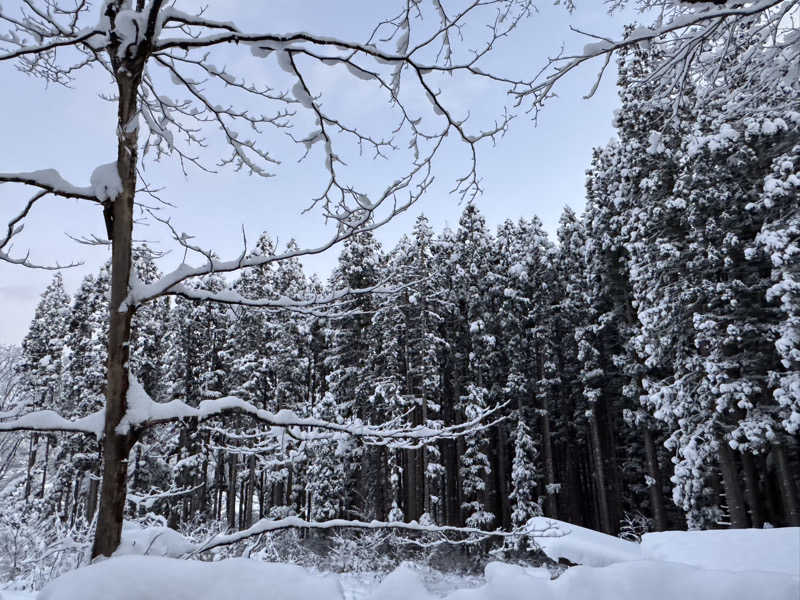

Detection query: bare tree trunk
(244, 454), (256, 528)
(718, 438), (749, 528)
(227, 453), (238, 529)
(589, 404), (612, 533)
(86, 477), (100, 523)
(495, 423), (511, 528)
(540, 407), (557, 519)
(91, 63), (141, 558)
(23, 433), (38, 501)
(740, 451), (764, 528)
(39, 435), (49, 497)
(773, 443), (800, 526)
(643, 428), (667, 531)
(563, 440), (582, 525)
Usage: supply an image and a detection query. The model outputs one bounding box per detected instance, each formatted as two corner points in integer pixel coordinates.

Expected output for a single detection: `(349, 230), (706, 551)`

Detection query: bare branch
(191, 515), (565, 554)
(0, 170), (98, 201)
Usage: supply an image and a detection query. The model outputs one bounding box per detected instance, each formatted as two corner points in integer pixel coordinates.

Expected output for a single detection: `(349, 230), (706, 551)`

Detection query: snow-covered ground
(2, 523), (798, 600)
(529, 516), (800, 575)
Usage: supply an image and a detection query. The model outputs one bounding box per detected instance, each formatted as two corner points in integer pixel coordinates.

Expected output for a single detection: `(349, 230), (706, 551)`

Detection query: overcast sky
(0, 1), (649, 345)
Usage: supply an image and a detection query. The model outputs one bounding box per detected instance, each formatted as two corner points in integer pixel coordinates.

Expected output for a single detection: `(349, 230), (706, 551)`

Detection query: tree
(0, 0), (535, 557)
(528, 1), (798, 116)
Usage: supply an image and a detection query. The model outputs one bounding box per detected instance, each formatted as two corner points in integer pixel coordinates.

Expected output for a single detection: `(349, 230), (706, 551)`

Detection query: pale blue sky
(0, 1), (647, 344)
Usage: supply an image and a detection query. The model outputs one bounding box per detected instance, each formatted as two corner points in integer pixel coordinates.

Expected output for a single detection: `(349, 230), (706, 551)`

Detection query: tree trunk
(740, 451), (764, 528)
(244, 454), (256, 528)
(495, 423), (511, 528)
(86, 476), (100, 523)
(540, 406), (557, 519)
(773, 443), (800, 526)
(40, 435), (50, 497)
(589, 404), (612, 533)
(23, 433), (38, 501)
(643, 427), (667, 531)
(91, 66), (141, 558)
(718, 438), (749, 528)
(227, 453), (238, 529)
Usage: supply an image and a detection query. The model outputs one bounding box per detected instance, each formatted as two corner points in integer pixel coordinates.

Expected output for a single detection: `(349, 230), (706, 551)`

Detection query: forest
(0, 0), (798, 598)
(3, 36), (798, 559)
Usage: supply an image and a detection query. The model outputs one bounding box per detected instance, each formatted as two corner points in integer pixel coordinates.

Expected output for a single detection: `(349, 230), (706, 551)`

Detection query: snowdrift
(32, 555), (799, 600)
(445, 560), (798, 600)
(526, 516), (642, 566)
(114, 524), (195, 558)
(641, 527), (800, 576)
(11, 524), (798, 600)
(36, 556), (342, 600)
(528, 517), (800, 576)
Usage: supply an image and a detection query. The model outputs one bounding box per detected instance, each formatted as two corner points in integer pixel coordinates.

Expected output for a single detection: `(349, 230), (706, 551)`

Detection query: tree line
(5, 28), (800, 541)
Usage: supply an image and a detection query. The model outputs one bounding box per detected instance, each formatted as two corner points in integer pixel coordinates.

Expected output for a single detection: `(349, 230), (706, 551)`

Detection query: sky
(0, 1), (651, 345)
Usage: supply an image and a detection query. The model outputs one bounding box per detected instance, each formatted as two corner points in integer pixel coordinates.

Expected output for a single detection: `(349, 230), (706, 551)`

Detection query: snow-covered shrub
(619, 512), (651, 543)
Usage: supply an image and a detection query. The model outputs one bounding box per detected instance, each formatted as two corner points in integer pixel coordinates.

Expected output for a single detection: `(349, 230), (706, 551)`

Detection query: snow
(526, 517), (642, 567)
(0, 408), (105, 437)
(6, 525), (800, 600)
(89, 162), (123, 202)
(641, 527), (800, 576)
(114, 524), (195, 558)
(368, 563), (435, 600)
(36, 555), (797, 600)
(446, 560), (798, 600)
(113, 10), (145, 58)
(37, 557), (342, 600)
(0, 169), (94, 199)
(527, 518), (800, 578)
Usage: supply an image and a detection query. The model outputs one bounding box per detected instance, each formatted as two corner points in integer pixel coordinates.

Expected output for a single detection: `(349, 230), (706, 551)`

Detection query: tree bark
(40, 435), (50, 498)
(244, 454), (256, 528)
(589, 403), (613, 533)
(23, 433), (37, 501)
(495, 422), (511, 528)
(718, 438), (749, 528)
(773, 443), (800, 526)
(91, 65), (141, 558)
(643, 427), (667, 531)
(540, 405), (557, 519)
(740, 451), (764, 528)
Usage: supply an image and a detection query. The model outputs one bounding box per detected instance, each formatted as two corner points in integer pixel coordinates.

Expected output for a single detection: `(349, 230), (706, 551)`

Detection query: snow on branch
(0, 408), (105, 437)
(0, 169), (104, 268)
(0, 170), (98, 202)
(191, 515), (566, 554)
(123, 207), (413, 309)
(519, 0), (793, 110)
(0, 0), (107, 85)
(0, 376), (507, 449)
(122, 376), (507, 449)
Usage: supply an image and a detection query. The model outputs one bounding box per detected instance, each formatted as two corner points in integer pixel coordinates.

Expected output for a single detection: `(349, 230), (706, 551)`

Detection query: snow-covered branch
(191, 515), (564, 554)
(0, 376), (507, 449)
(520, 0), (794, 110)
(0, 408), (105, 437)
(0, 170), (98, 202)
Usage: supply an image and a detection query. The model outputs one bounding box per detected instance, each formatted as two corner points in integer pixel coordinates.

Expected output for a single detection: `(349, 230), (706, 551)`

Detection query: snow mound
(368, 563), (435, 600)
(444, 560), (799, 600)
(526, 517), (642, 566)
(114, 525), (194, 558)
(527, 518), (799, 577)
(37, 556), (343, 600)
(89, 162), (122, 202)
(641, 527), (800, 576)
